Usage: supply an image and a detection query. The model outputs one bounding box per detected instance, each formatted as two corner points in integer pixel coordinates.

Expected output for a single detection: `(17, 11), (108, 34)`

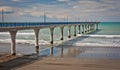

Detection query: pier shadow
(0, 54), (47, 70)
(88, 29), (103, 34)
(56, 29), (102, 48)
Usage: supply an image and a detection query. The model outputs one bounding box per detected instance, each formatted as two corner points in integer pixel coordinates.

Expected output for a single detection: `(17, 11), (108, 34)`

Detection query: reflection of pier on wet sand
(1, 45), (120, 70)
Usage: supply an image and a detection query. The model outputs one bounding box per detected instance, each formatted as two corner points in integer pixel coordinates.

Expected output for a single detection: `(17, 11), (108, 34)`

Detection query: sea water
(0, 22), (120, 59)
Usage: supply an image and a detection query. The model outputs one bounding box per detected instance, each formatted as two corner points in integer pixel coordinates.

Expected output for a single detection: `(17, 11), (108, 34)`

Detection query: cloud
(57, 0), (69, 2)
(11, 0), (21, 2)
(0, 6), (14, 14)
(0, 0), (120, 22)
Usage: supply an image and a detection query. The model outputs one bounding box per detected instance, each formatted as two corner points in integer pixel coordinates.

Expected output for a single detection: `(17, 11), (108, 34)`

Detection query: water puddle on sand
(39, 46), (120, 59)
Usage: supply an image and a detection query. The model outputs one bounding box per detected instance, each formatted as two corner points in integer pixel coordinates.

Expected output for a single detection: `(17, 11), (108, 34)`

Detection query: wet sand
(15, 57), (120, 70)
(0, 53), (120, 70)
(0, 42), (120, 70)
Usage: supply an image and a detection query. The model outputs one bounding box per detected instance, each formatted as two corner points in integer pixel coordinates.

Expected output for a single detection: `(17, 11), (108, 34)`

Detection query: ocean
(0, 22), (120, 59)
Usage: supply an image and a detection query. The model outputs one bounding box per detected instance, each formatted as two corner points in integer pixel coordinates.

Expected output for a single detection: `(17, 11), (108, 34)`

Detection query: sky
(0, 0), (120, 22)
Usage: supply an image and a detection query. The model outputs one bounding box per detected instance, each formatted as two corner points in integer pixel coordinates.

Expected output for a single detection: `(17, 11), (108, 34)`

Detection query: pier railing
(0, 22), (98, 28)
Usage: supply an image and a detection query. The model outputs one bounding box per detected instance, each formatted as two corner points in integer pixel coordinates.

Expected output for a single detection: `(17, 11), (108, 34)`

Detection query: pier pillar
(85, 25), (87, 33)
(88, 24), (90, 32)
(93, 24), (95, 30)
(34, 29), (40, 54)
(9, 30), (17, 55)
(50, 28), (54, 44)
(90, 24), (93, 31)
(68, 26), (71, 38)
(60, 27), (64, 40)
(74, 25), (77, 36)
(82, 25), (84, 34)
(78, 25), (81, 34)
(96, 23), (98, 30)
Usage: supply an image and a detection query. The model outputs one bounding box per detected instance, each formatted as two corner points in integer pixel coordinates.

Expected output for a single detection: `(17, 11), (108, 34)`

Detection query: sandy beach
(16, 57), (120, 70)
(0, 42), (120, 70)
(0, 35), (120, 70)
(1, 55), (120, 70)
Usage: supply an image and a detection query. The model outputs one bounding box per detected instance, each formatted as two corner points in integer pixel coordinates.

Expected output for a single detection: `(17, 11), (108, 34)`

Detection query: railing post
(9, 30), (17, 55)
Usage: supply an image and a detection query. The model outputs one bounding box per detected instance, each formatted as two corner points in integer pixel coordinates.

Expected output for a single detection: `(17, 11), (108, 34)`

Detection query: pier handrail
(0, 22), (99, 28)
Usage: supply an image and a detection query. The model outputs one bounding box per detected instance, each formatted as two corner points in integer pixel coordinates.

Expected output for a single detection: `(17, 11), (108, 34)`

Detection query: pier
(0, 22), (99, 55)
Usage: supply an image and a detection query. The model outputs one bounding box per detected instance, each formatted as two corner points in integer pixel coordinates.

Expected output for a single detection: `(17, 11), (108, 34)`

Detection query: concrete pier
(78, 25), (81, 34)
(90, 24), (94, 31)
(9, 31), (17, 55)
(0, 22), (100, 55)
(68, 26), (71, 38)
(60, 27), (64, 40)
(82, 25), (85, 34)
(50, 28), (54, 44)
(96, 23), (99, 30)
(87, 24), (90, 32)
(34, 29), (40, 54)
(85, 25), (87, 33)
(74, 25), (77, 36)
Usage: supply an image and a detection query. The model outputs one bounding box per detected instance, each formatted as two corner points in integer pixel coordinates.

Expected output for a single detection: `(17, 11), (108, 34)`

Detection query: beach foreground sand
(0, 41), (120, 70)
(15, 57), (120, 70)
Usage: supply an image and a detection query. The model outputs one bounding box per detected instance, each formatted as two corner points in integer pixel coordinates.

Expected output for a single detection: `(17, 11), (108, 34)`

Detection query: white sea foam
(0, 32), (34, 35)
(0, 39), (50, 45)
(73, 43), (120, 47)
(77, 34), (120, 38)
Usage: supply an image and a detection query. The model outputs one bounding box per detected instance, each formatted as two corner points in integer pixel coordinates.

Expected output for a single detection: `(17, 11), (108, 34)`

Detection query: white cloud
(0, 6), (13, 11)
(1, 0), (120, 22)
(11, 0), (21, 2)
(57, 0), (69, 2)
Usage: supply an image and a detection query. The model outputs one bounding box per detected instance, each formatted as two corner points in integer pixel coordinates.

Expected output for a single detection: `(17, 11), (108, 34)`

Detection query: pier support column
(82, 25), (84, 34)
(78, 25), (81, 34)
(88, 24), (90, 32)
(93, 24), (95, 30)
(85, 25), (87, 33)
(74, 25), (77, 36)
(34, 29), (40, 54)
(50, 28), (54, 44)
(9, 30), (17, 55)
(68, 26), (71, 38)
(60, 27), (64, 40)
(96, 23), (98, 30)
(90, 24), (93, 31)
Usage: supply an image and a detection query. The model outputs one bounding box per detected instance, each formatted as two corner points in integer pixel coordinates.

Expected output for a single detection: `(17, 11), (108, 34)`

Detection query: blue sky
(0, 0), (120, 22)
